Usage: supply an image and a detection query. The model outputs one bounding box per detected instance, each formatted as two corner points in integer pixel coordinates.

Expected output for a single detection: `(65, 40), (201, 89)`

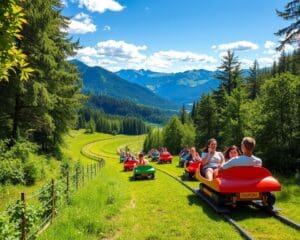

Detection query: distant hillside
(71, 60), (179, 110)
(88, 95), (174, 124)
(116, 69), (220, 105)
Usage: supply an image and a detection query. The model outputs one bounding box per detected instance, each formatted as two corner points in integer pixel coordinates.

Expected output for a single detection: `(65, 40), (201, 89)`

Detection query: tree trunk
(12, 93), (21, 141)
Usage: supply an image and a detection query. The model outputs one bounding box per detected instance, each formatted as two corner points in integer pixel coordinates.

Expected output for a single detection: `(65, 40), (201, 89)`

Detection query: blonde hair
(242, 137), (256, 151)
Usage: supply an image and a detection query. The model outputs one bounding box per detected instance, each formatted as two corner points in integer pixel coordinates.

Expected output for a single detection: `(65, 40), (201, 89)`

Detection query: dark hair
(138, 152), (144, 157)
(223, 145), (241, 160)
(200, 138), (217, 152)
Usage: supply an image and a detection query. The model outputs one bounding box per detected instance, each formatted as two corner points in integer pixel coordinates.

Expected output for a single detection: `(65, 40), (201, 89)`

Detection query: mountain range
(116, 69), (220, 105)
(72, 60), (221, 110)
(72, 60), (178, 110)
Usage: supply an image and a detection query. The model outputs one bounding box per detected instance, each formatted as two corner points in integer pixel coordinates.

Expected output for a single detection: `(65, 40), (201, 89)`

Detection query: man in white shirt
(221, 137), (262, 170)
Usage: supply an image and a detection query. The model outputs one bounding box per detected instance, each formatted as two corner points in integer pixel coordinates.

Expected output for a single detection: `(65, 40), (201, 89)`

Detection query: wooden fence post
(21, 192), (26, 240)
(51, 179), (55, 222)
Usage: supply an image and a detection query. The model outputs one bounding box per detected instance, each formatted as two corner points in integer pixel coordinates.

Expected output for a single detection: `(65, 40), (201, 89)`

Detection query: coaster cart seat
(195, 164), (281, 208)
(179, 153), (189, 167)
(159, 152), (173, 164)
(124, 159), (137, 171)
(184, 161), (201, 179)
(120, 155), (126, 163)
(133, 165), (156, 180)
(151, 152), (160, 162)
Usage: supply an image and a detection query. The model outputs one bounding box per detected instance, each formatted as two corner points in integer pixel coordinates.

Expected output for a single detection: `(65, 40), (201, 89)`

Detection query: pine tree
(181, 123), (195, 147)
(163, 116), (183, 154)
(86, 118), (96, 133)
(278, 50), (288, 73)
(190, 101), (197, 121)
(194, 94), (219, 148)
(179, 104), (189, 124)
(219, 87), (250, 147)
(275, 0), (300, 50)
(271, 61), (278, 76)
(247, 60), (261, 99)
(0, 0), (83, 150)
(214, 50), (241, 96)
(256, 73), (300, 174)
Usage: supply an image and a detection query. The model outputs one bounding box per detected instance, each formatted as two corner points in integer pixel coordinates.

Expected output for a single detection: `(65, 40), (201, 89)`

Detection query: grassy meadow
(38, 130), (300, 240)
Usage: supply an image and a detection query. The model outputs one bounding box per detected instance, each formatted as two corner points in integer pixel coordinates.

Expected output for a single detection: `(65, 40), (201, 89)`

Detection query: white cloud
(61, 0), (68, 6)
(67, 13), (96, 34)
(103, 25), (111, 31)
(240, 58), (255, 68)
(257, 57), (274, 67)
(76, 0), (124, 13)
(219, 51), (228, 59)
(77, 46), (98, 56)
(213, 40), (259, 51)
(79, 55), (97, 66)
(74, 40), (218, 72)
(264, 41), (276, 49)
(142, 50), (216, 72)
(281, 43), (296, 52)
(262, 40), (297, 67)
(263, 40), (276, 55)
(152, 50), (216, 63)
(96, 40), (147, 60)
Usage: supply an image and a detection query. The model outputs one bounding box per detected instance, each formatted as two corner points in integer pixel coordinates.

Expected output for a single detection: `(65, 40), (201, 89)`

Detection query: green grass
(39, 163), (129, 240)
(40, 133), (241, 240)
(274, 174), (300, 222)
(0, 130), (108, 211)
(0, 154), (60, 211)
(38, 131), (300, 240)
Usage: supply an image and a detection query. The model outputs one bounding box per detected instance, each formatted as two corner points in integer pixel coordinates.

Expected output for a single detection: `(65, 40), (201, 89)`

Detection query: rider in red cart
(184, 147), (201, 168)
(221, 137), (262, 170)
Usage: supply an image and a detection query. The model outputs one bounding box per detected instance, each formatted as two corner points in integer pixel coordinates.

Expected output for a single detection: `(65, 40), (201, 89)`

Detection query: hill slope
(71, 60), (179, 110)
(88, 95), (173, 124)
(116, 69), (220, 104)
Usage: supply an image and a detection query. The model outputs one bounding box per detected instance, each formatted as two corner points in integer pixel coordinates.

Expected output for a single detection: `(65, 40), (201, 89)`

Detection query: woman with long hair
(201, 138), (225, 181)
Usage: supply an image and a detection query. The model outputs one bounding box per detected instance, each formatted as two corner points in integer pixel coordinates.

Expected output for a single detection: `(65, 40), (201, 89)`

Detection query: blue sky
(62, 0), (295, 73)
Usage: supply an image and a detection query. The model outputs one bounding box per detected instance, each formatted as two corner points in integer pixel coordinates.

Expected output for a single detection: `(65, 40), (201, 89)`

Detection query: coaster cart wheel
(134, 174), (140, 180)
(266, 192), (276, 207)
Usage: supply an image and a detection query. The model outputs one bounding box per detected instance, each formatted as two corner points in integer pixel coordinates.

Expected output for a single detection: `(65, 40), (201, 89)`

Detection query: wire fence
(0, 158), (105, 240)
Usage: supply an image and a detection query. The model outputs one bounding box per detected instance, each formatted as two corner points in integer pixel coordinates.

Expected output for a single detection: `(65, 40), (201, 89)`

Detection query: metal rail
(252, 201), (300, 231)
(155, 167), (255, 240)
(84, 139), (299, 238)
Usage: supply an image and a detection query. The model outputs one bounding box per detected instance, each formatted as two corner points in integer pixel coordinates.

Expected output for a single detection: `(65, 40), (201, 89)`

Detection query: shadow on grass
(176, 164), (184, 168)
(128, 176), (155, 182)
(187, 193), (273, 222)
(179, 173), (198, 182)
(230, 205), (270, 221)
